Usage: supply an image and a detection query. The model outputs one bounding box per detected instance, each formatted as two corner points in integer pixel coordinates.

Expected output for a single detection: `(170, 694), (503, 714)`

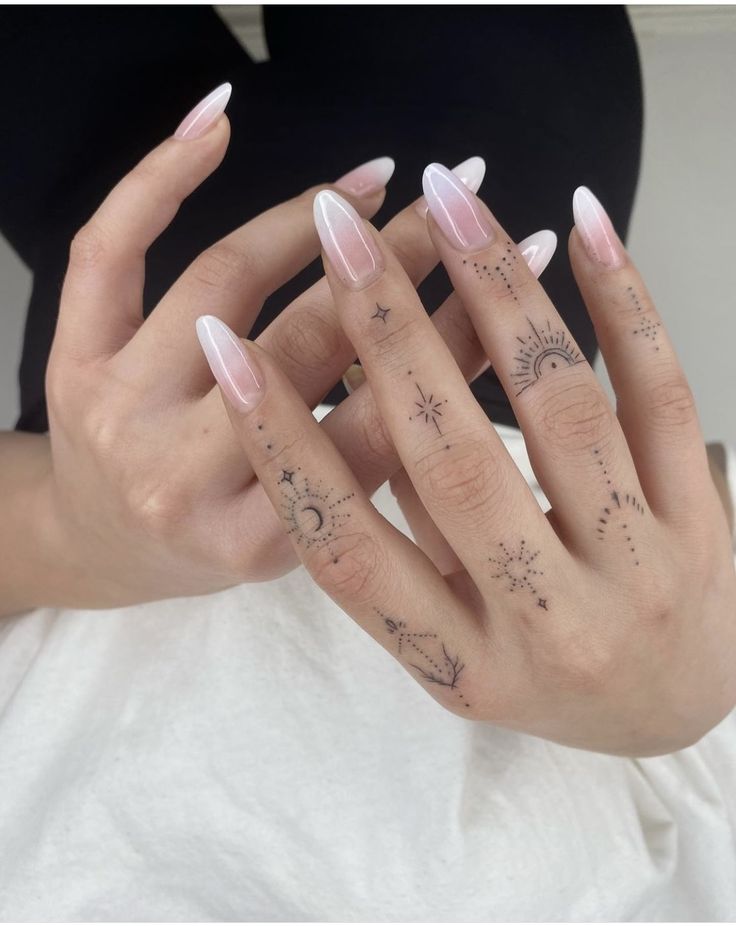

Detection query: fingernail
(313, 190), (384, 289)
(342, 363), (366, 395)
(175, 83), (232, 140)
(518, 229), (557, 278)
(415, 155), (486, 217)
(196, 315), (264, 413)
(335, 156), (395, 197)
(572, 186), (626, 269)
(422, 162), (495, 251)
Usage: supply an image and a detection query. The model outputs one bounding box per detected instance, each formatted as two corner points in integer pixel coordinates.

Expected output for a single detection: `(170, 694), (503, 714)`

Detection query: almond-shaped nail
(572, 186), (626, 269)
(335, 157), (395, 197)
(196, 315), (264, 412)
(313, 190), (384, 290)
(518, 229), (557, 278)
(175, 83), (232, 140)
(422, 162), (495, 251)
(415, 156), (486, 217)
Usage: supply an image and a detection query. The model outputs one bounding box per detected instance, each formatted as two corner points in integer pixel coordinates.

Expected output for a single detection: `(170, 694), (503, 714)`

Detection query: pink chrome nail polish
(518, 229), (557, 278)
(196, 315), (263, 413)
(415, 156), (486, 217)
(313, 190), (384, 289)
(175, 83), (232, 140)
(335, 157), (395, 197)
(422, 162), (495, 251)
(572, 186), (625, 269)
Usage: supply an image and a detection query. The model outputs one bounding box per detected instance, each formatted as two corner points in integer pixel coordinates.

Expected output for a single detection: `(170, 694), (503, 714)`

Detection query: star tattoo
(371, 303), (391, 323)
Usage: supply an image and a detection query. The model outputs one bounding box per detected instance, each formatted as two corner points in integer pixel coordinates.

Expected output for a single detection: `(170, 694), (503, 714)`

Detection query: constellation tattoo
(488, 540), (548, 609)
(592, 449), (646, 566)
(371, 303), (391, 324)
(462, 240), (520, 302)
(377, 609), (471, 708)
(627, 286), (661, 351)
(510, 317), (586, 396)
(409, 382), (446, 436)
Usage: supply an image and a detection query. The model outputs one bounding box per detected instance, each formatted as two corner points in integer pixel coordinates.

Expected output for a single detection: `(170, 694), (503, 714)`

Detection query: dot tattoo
(378, 610), (471, 708)
(489, 540), (548, 609)
(510, 317), (586, 396)
(409, 382), (446, 436)
(592, 448), (646, 566)
(628, 286), (662, 351)
(371, 303), (391, 324)
(463, 240), (519, 302)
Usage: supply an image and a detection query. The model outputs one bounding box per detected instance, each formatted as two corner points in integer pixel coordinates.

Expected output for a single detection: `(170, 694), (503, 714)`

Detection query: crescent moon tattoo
(302, 505), (324, 532)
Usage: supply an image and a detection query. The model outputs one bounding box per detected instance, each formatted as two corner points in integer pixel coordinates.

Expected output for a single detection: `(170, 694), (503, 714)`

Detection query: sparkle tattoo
(510, 318), (586, 396)
(409, 382), (446, 436)
(488, 539), (548, 609)
(378, 609), (471, 708)
(371, 303), (390, 324)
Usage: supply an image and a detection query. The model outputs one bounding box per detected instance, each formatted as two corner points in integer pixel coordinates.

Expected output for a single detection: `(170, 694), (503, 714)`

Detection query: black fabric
(0, 5), (643, 434)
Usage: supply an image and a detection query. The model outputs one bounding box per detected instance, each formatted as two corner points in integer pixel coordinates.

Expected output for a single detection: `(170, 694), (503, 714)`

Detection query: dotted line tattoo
(593, 449), (646, 566)
(462, 240), (519, 303)
(378, 610), (471, 708)
(488, 539), (548, 610)
(628, 285), (661, 351)
(510, 318), (586, 396)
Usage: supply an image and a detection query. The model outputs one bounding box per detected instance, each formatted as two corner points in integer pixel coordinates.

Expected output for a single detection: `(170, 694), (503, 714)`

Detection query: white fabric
(0, 416), (735, 921)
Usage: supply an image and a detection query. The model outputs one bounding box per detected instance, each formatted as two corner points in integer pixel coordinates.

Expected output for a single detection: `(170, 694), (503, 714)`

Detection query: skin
(0, 117), (546, 616)
(207, 183), (736, 758)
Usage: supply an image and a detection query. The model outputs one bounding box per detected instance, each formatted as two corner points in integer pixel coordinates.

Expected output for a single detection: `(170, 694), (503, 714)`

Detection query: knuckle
(307, 530), (385, 604)
(554, 635), (619, 695)
(367, 317), (420, 368)
(416, 439), (504, 519)
(534, 380), (614, 455)
(68, 222), (110, 272)
(190, 241), (252, 295)
(642, 375), (698, 430)
(126, 478), (189, 539)
(270, 308), (345, 384)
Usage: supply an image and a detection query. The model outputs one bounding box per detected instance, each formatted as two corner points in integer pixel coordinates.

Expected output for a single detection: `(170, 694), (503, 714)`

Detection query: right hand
(35, 91), (554, 609)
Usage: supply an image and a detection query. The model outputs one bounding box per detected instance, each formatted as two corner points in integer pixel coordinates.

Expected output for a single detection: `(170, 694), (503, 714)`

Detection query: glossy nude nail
(423, 162), (495, 251)
(335, 156), (395, 197)
(415, 156), (486, 217)
(313, 190), (384, 289)
(196, 315), (264, 413)
(175, 83), (232, 140)
(572, 186), (626, 269)
(518, 229), (557, 278)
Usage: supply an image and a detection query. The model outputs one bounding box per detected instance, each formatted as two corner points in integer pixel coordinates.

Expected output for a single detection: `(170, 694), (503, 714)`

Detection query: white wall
(1, 6), (735, 448)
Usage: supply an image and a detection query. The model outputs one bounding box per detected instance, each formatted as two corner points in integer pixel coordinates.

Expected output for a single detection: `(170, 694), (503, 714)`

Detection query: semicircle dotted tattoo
(377, 609), (471, 709)
(593, 448), (646, 566)
(488, 539), (548, 610)
(510, 317), (586, 396)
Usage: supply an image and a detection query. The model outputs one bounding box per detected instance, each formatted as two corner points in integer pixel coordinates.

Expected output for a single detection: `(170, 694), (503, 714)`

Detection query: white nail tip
(451, 156), (486, 193)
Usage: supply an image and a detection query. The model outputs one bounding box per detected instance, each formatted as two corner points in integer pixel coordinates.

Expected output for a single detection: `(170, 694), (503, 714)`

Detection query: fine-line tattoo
(377, 609), (471, 708)
(409, 382), (446, 436)
(510, 317), (586, 396)
(593, 449), (646, 566)
(371, 303), (391, 324)
(628, 286), (661, 351)
(488, 540), (548, 609)
(462, 240), (520, 303)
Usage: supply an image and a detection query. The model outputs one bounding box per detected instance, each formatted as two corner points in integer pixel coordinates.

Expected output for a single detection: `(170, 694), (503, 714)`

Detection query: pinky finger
(195, 315), (486, 716)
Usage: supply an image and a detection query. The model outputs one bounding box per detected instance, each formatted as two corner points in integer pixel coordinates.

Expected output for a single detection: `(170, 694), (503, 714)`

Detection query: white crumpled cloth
(1, 417), (734, 921)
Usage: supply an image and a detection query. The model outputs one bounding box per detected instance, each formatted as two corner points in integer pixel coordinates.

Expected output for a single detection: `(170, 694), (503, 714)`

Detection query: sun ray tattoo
(488, 540), (548, 609)
(462, 240), (520, 303)
(510, 318), (586, 395)
(377, 609), (471, 708)
(593, 449), (646, 566)
(409, 382), (446, 436)
(371, 303), (390, 323)
(627, 286), (661, 351)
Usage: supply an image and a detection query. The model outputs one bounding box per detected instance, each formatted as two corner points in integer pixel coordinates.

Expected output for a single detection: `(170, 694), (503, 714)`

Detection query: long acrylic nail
(518, 229), (557, 278)
(196, 315), (264, 413)
(415, 156), (486, 217)
(572, 186), (626, 269)
(175, 83), (232, 140)
(423, 162), (495, 251)
(313, 190), (384, 289)
(335, 157), (395, 197)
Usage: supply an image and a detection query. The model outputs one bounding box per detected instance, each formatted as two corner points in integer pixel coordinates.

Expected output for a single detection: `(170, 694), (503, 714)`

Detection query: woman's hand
(201, 168), (736, 756)
(9, 85), (553, 613)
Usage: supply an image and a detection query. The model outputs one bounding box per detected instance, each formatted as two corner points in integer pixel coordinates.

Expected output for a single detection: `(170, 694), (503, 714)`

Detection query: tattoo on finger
(463, 239), (520, 303)
(627, 286), (662, 351)
(593, 448), (646, 566)
(511, 317), (586, 396)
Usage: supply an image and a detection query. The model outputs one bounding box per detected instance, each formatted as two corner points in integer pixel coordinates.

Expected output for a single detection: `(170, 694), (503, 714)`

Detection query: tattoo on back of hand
(489, 539), (549, 610)
(378, 609), (471, 709)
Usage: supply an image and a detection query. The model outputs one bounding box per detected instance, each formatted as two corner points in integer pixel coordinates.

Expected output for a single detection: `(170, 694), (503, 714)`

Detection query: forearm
(0, 431), (64, 617)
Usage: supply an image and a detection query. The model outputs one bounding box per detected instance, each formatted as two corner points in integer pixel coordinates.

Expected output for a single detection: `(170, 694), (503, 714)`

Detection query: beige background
(1, 5), (735, 449)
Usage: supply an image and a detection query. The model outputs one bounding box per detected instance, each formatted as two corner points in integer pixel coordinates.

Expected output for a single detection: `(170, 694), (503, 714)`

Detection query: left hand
(198, 165), (736, 757)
